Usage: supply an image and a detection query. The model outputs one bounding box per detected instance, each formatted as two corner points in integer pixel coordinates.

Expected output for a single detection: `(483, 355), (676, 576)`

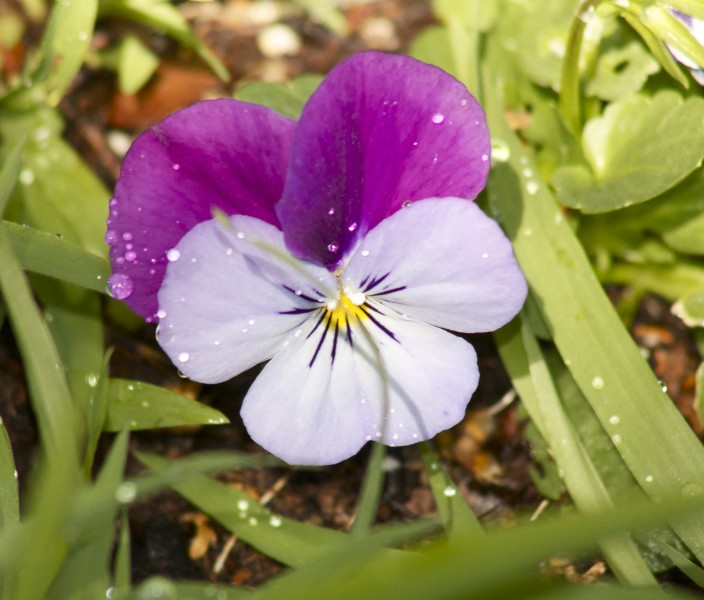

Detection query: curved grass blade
(351, 443), (386, 536)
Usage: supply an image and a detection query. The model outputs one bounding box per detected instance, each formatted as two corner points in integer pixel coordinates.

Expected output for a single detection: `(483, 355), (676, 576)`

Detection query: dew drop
(156, 309), (167, 319)
(104, 230), (118, 245)
(213, 340), (220, 346)
(431, 112), (445, 124)
(122, 232), (133, 241)
(167, 248), (181, 262)
(525, 180), (540, 195)
(108, 273), (134, 300)
(236, 232), (245, 239)
(361, 250), (370, 257)
(490, 140), (511, 162)
(328, 208), (336, 216)
(269, 515), (282, 528)
(225, 248), (233, 256)
(392, 433), (399, 440)
(237, 499), (249, 511)
(402, 200), (413, 208)
(645, 475), (654, 483)
(19, 168), (34, 185)
(608, 415), (620, 426)
(248, 517), (258, 526)
(443, 486), (457, 497)
(347, 222), (358, 232)
(481, 252), (489, 259)
(178, 352), (190, 363)
(115, 482), (137, 504)
(591, 376), (604, 390)
(327, 242), (339, 253)
(481, 153), (489, 162)
(125, 250), (137, 262)
(172, 163), (180, 170)
(86, 373), (99, 388)
(460, 98), (468, 106)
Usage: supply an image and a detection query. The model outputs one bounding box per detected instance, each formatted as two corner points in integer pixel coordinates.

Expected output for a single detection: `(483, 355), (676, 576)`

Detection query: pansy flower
(106, 52), (527, 465)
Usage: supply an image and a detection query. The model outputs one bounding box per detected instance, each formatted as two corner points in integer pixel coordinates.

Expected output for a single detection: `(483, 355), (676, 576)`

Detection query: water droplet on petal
(327, 242), (339, 253)
(178, 352), (190, 363)
(236, 232), (245, 239)
(481, 153), (489, 162)
(156, 309), (167, 319)
(122, 232), (133, 241)
(105, 230), (118, 245)
(481, 252), (489, 259)
(167, 248), (181, 262)
(172, 163), (180, 170)
(431, 112), (445, 124)
(460, 98), (468, 106)
(108, 273), (134, 300)
(402, 200), (413, 208)
(328, 208), (336, 216)
(125, 251), (137, 262)
(347, 222), (357, 232)
(361, 250), (370, 257)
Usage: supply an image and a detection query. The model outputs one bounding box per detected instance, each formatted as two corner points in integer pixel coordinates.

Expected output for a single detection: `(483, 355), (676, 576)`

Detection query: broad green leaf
(672, 286), (704, 327)
(553, 91), (704, 212)
(1, 107), (109, 257)
(434, 0), (498, 32)
(409, 26), (457, 80)
(105, 378), (229, 431)
(483, 80), (704, 565)
(26, 0), (97, 104)
(118, 35), (159, 94)
(98, 0), (229, 82)
(585, 41), (659, 100)
(235, 74), (323, 120)
(4, 221), (110, 291)
(137, 451), (347, 567)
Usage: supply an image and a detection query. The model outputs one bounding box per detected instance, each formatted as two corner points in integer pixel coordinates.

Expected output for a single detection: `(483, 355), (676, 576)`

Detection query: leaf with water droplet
(105, 378), (229, 431)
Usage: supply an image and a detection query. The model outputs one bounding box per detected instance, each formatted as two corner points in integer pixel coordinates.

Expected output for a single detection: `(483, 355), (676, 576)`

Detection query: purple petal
(107, 99), (296, 320)
(157, 215), (334, 384)
(343, 198), (527, 333)
(276, 51), (491, 269)
(241, 304), (477, 465)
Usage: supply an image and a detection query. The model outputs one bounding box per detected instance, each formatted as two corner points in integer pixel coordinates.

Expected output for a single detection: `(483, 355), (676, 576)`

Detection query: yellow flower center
(326, 290), (367, 329)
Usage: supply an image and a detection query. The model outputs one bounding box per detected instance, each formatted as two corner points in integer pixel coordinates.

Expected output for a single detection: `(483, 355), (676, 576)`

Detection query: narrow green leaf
(351, 443), (385, 536)
(0, 418), (19, 529)
(553, 91), (704, 213)
(672, 286), (704, 327)
(84, 351), (113, 474)
(137, 451), (346, 568)
(483, 77), (704, 564)
(497, 318), (656, 585)
(114, 509), (132, 593)
(125, 577), (252, 599)
(118, 35), (159, 94)
(665, 0), (704, 20)
(28, 0), (98, 104)
(98, 0), (229, 81)
(105, 378), (229, 431)
(4, 221), (110, 291)
(420, 442), (482, 537)
(0, 140), (23, 216)
(0, 221), (78, 463)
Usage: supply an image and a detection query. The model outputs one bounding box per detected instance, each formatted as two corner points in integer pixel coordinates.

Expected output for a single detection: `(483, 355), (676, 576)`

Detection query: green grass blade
(136, 451), (346, 567)
(497, 317), (656, 585)
(420, 442), (483, 537)
(5, 221), (110, 292)
(351, 443), (386, 536)
(0, 420), (18, 530)
(114, 509), (132, 593)
(0, 141), (23, 215)
(483, 75), (704, 564)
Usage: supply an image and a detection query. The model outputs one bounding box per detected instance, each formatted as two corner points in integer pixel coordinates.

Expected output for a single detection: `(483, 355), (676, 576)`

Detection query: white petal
(157, 216), (334, 383)
(241, 304), (477, 465)
(343, 197), (527, 333)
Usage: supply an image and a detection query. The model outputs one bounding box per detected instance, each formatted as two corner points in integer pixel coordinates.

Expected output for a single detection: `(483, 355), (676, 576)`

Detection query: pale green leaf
(586, 41), (659, 100)
(0, 420), (19, 529)
(235, 74), (323, 120)
(105, 378), (229, 431)
(642, 4), (704, 70)
(118, 35), (159, 94)
(672, 286), (704, 327)
(553, 91), (704, 212)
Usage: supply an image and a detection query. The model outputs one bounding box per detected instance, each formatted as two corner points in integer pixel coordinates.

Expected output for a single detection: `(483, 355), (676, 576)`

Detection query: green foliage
(553, 91), (704, 212)
(235, 75), (324, 119)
